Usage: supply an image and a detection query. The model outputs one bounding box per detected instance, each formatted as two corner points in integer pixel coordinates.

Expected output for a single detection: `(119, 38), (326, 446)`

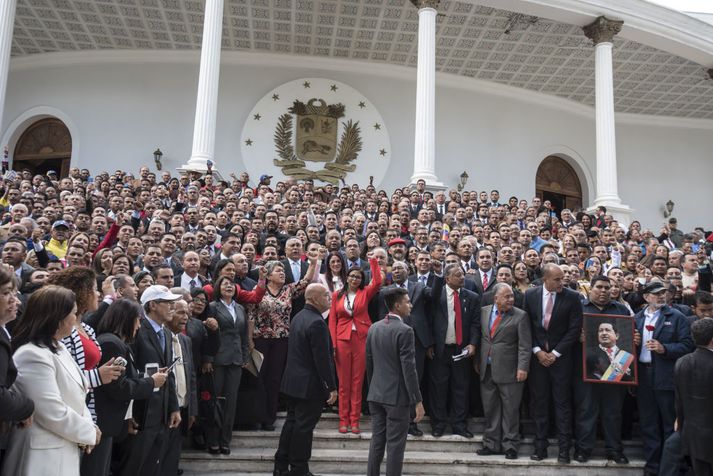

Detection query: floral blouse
(248, 279), (308, 339)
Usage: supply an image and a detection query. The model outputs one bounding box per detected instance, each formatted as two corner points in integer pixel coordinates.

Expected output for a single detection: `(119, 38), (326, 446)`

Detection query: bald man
(274, 284), (337, 476)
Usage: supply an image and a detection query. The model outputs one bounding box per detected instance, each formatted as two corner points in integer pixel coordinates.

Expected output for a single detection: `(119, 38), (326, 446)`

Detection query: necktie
(189, 279), (197, 289)
(419, 275), (427, 285)
(482, 272), (489, 290)
(543, 293), (554, 330)
(157, 328), (166, 353)
(490, 310), (502, 338)
(291, 261), (301, 282)
(172, 334), (187, 407)
(453, 290), (463, 346)
(606, 347), (614, 361)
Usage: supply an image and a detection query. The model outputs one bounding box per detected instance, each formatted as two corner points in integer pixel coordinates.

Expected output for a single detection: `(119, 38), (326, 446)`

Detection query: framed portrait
(582, 313), (638, 386)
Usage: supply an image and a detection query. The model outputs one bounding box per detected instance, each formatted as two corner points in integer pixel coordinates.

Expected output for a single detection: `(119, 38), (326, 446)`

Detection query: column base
(588, 202), (634, 226)
(177, 159), (224, 181)
(410, 174), (446, 191)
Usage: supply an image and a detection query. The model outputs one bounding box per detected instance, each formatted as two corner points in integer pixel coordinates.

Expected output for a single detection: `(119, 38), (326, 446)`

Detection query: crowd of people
(0, 165), (711, 476)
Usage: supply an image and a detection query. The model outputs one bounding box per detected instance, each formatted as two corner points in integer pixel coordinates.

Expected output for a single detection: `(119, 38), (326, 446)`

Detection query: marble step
(228, 427), (643, 457)
(180, 447), (645, 475)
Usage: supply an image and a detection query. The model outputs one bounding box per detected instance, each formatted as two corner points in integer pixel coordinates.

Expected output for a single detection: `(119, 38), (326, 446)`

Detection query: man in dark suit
(410, 250), (435, 287)
(635, 281), (694, 476)
(161, 298), (197, 476)
(480, 264), (524, 309)
(282, 237), (309, 318)
(428, 263), (480, 438)
(121, 285), (181, 476)
(444, 253), (477, 293)
(274, 284), (337, 476)
(476, 283), (531, 459)
(523, 263), (582, 463)
(675, 318), (713, 476)
(472, 248), (496, 295)
(377, 260), (434, 436)
(366, 287), (425, 476)
(574, 276), (633, 464)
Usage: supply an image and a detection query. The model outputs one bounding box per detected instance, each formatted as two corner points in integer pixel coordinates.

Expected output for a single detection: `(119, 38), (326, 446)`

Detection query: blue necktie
(157, 328), (166, 353)
(292, 261), (300, 282)
(420, 275), (427, 285)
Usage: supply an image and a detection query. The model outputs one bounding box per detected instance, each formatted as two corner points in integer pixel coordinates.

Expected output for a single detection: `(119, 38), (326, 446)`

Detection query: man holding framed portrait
(575, 275), (635, 465)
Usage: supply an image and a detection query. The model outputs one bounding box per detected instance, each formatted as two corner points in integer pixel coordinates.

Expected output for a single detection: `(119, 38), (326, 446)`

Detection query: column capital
(583, 16), (623, 45)
(410, 0), (440, 10)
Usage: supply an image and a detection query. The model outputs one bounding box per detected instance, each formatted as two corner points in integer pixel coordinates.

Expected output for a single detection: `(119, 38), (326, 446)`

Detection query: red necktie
(543, 293), (554, 330)
(606, 348), (614, 361)
(453, 290), (463, 346)
(482, 272), (489, 290)
(490, 310), (501, 338)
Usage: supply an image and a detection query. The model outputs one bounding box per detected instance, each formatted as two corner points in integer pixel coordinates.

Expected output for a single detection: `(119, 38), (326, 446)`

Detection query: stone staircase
(181, 412), (645, 475)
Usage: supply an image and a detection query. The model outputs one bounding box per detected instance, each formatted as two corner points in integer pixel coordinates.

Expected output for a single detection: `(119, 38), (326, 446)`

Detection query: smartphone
(165, 357), (181, 373)
(145, 363), (160, 392)
(114, 356), (127, 367)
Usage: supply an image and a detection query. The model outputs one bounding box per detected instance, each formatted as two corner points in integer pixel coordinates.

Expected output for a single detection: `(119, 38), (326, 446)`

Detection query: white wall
(2, 52), (712, 231)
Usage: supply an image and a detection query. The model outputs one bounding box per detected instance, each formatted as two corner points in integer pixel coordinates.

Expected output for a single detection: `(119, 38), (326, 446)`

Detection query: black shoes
(606, 453), (629, 464)
(558, 450), (571, 464)
(208, 447), (220, 455)
(573, 450), (589, 463)
(530, 450), (547, 461)
(504, 449), (518, 460)
(408, 423), (423, 437)
(476, 447), (502, 456)
(453, 428), (474, 438)
(431, 427), (444, 438)
(219, 446), (231, 455)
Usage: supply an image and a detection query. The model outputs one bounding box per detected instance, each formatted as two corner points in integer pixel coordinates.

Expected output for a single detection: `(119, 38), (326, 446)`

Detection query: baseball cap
(641, 281), (666, 295)
(140, 285), (182, 305)
(259, 174), (273, 182)
(52, 220), (70, 229)
(388, 237), (407, 247)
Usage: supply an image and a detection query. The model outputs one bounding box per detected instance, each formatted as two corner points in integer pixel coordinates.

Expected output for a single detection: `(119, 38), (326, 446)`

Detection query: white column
(584, 16), (631, 223)
(181, 0), (224, 173)
(0, 0), (17, 130)
(411, 0), (444, 189)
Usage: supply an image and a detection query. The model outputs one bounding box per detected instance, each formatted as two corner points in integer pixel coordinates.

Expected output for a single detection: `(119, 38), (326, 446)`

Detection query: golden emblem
(273, 98), (362, 184)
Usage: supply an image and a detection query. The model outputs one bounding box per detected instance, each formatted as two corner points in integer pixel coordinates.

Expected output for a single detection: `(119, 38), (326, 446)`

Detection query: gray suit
(478, 305), (531, 453)
(366, 315), (422, 476)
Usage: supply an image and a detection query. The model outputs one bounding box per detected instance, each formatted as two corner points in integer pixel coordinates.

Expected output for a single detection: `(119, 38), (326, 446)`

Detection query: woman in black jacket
(0, 266), (34, 468)
(88, 299), (167, 476)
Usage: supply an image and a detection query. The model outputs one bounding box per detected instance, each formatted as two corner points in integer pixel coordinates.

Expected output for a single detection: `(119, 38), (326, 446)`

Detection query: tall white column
(0, 0), (17, 131)
(411, 0), (444, 189)
(584, 16), (632, 223)
(181, 0), (224, 173)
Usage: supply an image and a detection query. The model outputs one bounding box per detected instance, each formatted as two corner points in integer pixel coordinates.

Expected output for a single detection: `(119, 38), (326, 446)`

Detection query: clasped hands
(535, 350), (557, 367)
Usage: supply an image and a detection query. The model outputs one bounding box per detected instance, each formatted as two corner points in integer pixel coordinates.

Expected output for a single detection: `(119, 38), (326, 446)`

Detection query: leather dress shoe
(558, 451), (571, 464)
(504, 449), (518, 460)
(177, 470), (184, 475)
(530, 451), (547, 461)
(431, 427), (444, 438)
(272, 469), (289, 476)
(408, 423), (423, 437)
(607, 453), (629, 464)
(476, 447), (502, 456)
(574, 450), (589, 463)
(220, 447), (231, 455)
(453, 428), (474, 438)
(208, 447), (221, 455)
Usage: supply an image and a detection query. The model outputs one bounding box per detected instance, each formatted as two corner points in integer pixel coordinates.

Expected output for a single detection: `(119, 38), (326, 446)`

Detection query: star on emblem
(373, 123), (381, 130)
(272, 94), (279, 101)
(330, 84), (338, 92)
(379, 148), (387, 156)
(358, 101), (366, 109)
(253, 113), (261, 121)
(245, 138), (253, 146)
(303, 81), (311, 88)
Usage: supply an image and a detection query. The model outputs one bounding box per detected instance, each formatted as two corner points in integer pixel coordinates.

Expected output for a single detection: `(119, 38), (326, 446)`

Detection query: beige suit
(477, 305), (531, 453)
(2, 342), (96, 476)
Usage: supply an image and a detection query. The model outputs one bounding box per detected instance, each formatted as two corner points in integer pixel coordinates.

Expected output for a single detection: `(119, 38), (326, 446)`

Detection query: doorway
(535, 156), (583, 215)
(13, 118), (71, 177)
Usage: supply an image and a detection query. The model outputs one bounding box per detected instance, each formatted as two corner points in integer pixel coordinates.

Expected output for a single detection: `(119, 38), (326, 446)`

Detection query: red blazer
(202, 282), (266, 304)
(329, 258), (382, 342)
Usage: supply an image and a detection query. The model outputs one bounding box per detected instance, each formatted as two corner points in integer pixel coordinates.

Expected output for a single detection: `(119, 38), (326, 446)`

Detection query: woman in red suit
(329, 257), (382, 433)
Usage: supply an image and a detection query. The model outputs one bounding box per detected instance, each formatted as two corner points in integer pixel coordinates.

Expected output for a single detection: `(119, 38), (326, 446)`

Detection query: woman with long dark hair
(89, 299), (166, 476)
(3, 286), (101, 475)
(328, 257), (382, 433)
(319, 251), (347, 293)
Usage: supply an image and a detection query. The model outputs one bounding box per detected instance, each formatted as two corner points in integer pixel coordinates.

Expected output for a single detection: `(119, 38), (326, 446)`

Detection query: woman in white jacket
(2, 285), (101, 476)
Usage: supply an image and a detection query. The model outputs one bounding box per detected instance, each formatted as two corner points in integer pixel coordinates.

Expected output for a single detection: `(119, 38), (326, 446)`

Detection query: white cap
(140, 285), (182, 305)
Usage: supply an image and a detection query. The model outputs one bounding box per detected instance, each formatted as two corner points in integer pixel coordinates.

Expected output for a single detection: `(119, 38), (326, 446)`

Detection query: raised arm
(363, 257), (383, 300)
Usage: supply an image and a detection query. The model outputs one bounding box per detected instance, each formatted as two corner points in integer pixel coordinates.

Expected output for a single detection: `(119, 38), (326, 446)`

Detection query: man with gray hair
(476, 283), (531, 459)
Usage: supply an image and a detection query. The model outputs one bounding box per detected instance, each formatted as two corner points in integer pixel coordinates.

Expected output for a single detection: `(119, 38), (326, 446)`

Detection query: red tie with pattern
(482, 272), (489, 290)
(454, 290), (463, 346)
(490, 310), (502, 338)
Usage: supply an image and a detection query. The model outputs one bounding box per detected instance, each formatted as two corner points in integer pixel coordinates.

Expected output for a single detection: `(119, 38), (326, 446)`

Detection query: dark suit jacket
(409, 273), (435, 288)
(366, 315), (422, 407)
(282, 258), (309, 318)
(175, 333), (198, 417)
(0, 329), (34, 441)
(523, 286), (583, 358)
(377, 281), (435, 349)
(184, 317), (220, 373)
(635, 305), (694, 391)
(472, 269), (496, 295)
(280, 304), (336, 400)
(478, 305), (531, 384)
(206, 301), (249, 366)
(130, 318), (178, 429)
(94, 333), (154, 436)
(430, 278), (481, 358)
(675, 347), (713, 463)
(585, 347), (633, 382)
(83, 300), (110, 330)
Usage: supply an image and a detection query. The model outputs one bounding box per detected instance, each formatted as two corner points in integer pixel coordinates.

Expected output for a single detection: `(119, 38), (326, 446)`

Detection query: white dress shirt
(639, 308), (660, 363)
(180, 272), (202, 290)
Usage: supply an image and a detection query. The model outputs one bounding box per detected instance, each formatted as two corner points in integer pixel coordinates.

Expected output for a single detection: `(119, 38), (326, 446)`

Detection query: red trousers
(334, 332), (366, 427)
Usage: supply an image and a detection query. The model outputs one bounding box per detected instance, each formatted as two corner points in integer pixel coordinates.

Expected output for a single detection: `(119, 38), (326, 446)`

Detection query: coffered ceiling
(11, 0), (713, 118)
